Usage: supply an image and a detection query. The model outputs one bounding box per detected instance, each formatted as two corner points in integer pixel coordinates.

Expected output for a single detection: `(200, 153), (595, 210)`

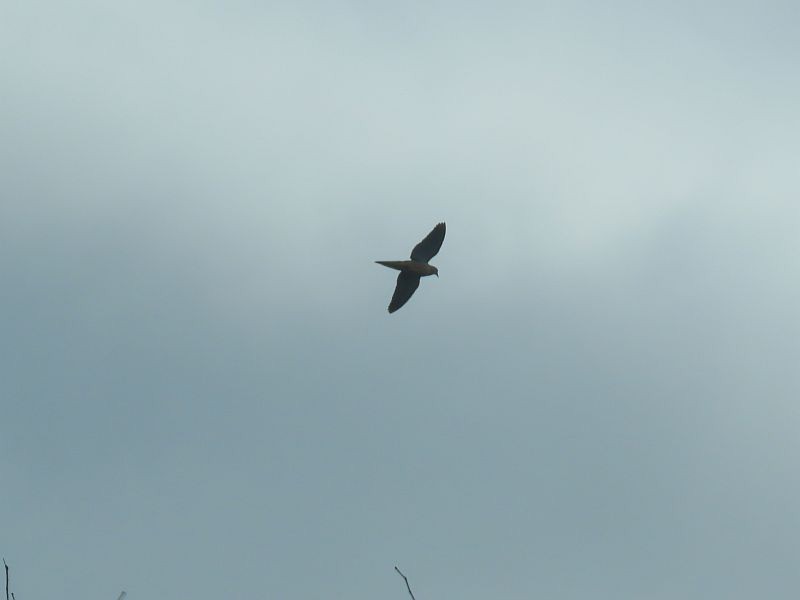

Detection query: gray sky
(2, 1), (799, 598)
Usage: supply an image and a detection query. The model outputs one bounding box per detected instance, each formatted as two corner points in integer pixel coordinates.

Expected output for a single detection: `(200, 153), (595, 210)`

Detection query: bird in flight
(376, 222), (446, 313)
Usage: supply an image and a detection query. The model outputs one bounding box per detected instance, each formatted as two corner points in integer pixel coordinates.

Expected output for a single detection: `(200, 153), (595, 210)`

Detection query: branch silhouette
(394, 566), (417, 600)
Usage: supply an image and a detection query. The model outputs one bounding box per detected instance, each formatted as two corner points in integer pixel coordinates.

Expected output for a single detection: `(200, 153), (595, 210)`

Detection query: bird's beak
(435, 273), (439, 278)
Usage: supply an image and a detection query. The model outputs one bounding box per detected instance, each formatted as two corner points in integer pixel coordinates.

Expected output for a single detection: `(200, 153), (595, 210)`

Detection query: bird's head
(432, 266), (439, 278)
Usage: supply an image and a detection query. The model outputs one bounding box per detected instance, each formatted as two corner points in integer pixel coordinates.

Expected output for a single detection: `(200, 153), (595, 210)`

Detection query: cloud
(2, 2), (799, 598)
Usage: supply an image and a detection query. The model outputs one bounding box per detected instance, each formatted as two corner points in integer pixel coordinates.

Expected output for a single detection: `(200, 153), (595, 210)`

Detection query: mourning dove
(376, 222), (446, 313)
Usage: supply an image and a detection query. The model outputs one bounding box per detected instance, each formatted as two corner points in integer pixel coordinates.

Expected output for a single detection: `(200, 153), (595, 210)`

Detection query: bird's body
(375, 222), (446, 313)
(374, 260), (439, 277)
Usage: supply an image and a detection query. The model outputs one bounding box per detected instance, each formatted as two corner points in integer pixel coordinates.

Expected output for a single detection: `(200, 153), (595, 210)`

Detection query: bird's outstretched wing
(410, 222), (446, 263)
(388, 271), (421, 313)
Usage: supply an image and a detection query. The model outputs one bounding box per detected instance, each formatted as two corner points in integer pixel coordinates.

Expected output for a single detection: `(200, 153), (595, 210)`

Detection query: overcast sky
(2, 1), (799, 598)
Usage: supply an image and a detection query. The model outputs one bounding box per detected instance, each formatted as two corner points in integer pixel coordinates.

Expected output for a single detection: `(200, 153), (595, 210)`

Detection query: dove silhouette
(376, 222), (446, 313)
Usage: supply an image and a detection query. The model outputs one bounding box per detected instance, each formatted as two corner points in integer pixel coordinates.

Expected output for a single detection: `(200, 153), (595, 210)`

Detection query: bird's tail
(375, 260), (407, 271)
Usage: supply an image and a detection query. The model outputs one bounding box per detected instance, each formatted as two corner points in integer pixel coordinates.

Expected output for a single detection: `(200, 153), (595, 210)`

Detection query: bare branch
(3, 558), (9, 600)
(394, 566), (417, 600)
(117, 592), (127, 600)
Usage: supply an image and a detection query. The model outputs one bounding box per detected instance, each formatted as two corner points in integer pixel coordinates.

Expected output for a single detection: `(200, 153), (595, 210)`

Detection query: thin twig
(3, 558), (9, 600)
(117, 592), (127, 600)
(394, 566), (417, 600)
